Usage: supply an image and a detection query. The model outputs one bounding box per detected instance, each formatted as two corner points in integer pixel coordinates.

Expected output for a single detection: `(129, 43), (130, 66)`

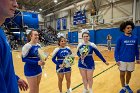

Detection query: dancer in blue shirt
(22, 30), (45, 93)
(52, 36), (72, 93)
(115, 21), (140, 93)
(0, 0), (28, 93)
(77, 30), (109, 93)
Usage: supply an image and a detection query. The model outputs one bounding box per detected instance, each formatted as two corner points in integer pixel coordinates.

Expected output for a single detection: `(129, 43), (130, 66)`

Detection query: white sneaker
(67, 88), (72, 93)
(89, 88), (93, 93)
(83, 88), (88, 93)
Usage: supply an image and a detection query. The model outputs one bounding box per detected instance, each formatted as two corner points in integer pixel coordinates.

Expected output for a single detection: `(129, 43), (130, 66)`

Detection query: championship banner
(62, 17), (67, 30)
(57, 18), (61, 30)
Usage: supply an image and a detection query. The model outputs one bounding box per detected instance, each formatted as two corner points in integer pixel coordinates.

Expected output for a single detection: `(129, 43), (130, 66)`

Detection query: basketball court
(13, 45), (140, 93)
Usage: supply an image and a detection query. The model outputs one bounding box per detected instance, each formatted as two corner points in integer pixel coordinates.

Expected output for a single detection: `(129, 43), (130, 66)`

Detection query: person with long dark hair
(52, 36), (72, 93)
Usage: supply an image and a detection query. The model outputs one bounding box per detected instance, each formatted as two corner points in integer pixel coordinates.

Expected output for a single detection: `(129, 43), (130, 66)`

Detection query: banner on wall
(73, 10), (86, 25)
(57, 18), (61, 30)
(62, 17), (67, 30)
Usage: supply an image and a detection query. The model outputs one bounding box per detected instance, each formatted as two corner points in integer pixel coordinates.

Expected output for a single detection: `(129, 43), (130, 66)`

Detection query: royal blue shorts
(56, 66), (71, 73)
(24, 63), (42, 77)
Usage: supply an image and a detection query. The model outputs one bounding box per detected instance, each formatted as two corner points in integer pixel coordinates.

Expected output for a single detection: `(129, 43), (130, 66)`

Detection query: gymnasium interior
(2, 0), (140, 93)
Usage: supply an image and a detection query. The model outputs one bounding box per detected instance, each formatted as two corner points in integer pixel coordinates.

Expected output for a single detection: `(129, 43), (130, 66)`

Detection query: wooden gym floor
(12, 45), (140, 93)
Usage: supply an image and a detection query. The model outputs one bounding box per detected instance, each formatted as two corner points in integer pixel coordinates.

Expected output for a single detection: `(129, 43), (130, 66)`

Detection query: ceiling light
(54, 0), (58, 3)
(39, 8), (42, 11)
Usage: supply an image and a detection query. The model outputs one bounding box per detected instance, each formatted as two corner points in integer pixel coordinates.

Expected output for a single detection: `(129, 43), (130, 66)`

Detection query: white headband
(81, 28), (89, 34)
(57, 33), (65, 38)
(26, 29), (32, 34)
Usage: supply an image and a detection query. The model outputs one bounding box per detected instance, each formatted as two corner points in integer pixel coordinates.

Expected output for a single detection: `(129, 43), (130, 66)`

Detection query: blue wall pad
(68, 31), (78, 43)
(68, 26), (140, 45)
(91, 26), (140, 45)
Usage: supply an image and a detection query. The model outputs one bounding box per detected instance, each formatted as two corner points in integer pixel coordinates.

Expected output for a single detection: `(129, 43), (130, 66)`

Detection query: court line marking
(70, 64), (117, 92)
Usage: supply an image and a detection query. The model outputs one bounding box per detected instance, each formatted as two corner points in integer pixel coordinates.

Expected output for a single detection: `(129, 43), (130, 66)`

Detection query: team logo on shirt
(124, 40), (136, 45)
(60, 50), (69, 57)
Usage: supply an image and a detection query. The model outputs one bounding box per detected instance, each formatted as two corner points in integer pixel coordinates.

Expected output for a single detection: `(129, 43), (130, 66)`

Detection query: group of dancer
(0, 0), (139, 93)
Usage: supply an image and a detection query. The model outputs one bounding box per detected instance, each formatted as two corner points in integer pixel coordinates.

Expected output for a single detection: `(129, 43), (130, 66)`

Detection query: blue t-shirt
(115, 34), (139, 62)
(0, 28), (19, 93)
